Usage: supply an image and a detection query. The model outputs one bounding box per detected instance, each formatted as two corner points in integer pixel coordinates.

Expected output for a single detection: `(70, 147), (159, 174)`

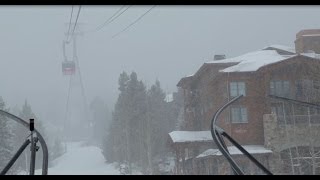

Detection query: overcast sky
(1, 5), (320, 124)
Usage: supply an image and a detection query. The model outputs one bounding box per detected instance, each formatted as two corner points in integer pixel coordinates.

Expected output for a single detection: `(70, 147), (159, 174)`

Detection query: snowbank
(169, 131), (212, 143)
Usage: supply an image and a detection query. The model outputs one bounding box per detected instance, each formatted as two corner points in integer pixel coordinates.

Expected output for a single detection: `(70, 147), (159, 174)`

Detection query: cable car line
(111, 5), (156, 39)
(62, 21), (90, 143)
(93, 5), (131, 32)
(62, 5), (155, 143)
(67, 5), (82, 43)
(72, 6), (82, 35)
(80, 5), (128, 34)
(66, 5), (74, 42)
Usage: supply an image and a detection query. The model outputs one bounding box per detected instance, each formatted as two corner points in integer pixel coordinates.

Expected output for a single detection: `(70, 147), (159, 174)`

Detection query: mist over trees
(89, 96), (110, 147)
(102, 71), (180, 174)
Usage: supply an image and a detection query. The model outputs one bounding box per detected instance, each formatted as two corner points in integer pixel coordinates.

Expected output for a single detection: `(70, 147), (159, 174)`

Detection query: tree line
(102, 71), (180, 174)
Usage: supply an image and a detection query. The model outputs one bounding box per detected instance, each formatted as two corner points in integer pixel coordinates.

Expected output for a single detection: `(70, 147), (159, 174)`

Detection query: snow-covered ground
(34, 142), (120, 175)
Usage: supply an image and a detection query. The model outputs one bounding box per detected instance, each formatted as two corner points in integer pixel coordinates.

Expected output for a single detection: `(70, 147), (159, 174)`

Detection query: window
(230, 82), (246, 97)
(295, 79), (313, 99)
(231, 107), (248, 123)
(270, 80), (290, 97)
(295, 81), (303, 97)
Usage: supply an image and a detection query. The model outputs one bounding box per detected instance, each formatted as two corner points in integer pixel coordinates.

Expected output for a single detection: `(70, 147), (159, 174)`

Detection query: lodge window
(230, 82), (246, 97)
(231, 107), (248, 123)
(270, 80), (290, 97)
(296, 81), (303, 97)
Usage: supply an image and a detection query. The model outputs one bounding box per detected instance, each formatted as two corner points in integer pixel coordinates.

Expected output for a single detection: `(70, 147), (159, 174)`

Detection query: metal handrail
(268, 94), (320, 109)
(0, 110), (48, 175)
(210, 95), (272, 175)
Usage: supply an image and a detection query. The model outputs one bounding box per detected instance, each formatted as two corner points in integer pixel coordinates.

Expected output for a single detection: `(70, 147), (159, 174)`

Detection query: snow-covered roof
(301, 52), (320, 59)
(165, 93), (173, 103)
(177, 74), (195, 87)
(206, 50), (296, 72)
(302, 34), (320, 37)
(262, 44), (296, 54)
(196, 145), (272, 159)
(169, 131), (213, 143)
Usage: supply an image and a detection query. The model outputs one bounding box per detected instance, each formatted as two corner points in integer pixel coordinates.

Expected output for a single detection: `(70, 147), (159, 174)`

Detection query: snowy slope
(35, 142), (120, 175)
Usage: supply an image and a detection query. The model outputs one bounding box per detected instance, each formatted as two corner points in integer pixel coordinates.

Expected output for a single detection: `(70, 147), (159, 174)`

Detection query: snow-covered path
(35, 142), (120, 175)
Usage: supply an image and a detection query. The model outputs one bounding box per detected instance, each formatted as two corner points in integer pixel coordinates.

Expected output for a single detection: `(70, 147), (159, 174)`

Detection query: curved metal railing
(210, 95), (272, 175)
(0, 110), (48, 175)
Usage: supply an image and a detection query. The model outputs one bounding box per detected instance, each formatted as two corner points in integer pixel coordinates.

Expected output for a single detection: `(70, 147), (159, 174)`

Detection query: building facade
(169, 29), (320, 175)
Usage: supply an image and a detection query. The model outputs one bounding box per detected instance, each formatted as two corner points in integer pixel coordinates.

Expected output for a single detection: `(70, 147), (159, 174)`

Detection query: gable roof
(262, 44), (296, 54)
(177, 45), (320, 88)
(206, 50), (297, 73)
(177, 74), (194, 87)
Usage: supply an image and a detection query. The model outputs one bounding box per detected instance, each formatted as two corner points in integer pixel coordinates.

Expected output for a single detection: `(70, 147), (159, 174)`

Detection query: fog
(1, 5), (320, 174)
(0, 5), (319, 123)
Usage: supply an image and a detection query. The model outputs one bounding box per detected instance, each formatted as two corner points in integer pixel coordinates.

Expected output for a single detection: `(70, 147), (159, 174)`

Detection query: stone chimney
(214, 54), (226, 61)
(295, 29), (320, 54)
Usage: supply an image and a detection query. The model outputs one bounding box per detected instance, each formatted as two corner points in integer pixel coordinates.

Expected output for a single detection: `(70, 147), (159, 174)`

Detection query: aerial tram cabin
(62, 61), (75, 75)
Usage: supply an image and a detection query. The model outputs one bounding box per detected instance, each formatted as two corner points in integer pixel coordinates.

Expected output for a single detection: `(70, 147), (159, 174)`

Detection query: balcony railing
(276, 114), (320, 125)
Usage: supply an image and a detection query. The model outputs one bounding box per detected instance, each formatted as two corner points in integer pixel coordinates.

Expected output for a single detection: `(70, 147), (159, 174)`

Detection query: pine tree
(144, 80), (168, 174)
(103, 72), (178, 174)
(103, 71), (150, 174)
(103, 72), (129, 164)
(125, 72), (149, 173)
(0, 96), (14, 174)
